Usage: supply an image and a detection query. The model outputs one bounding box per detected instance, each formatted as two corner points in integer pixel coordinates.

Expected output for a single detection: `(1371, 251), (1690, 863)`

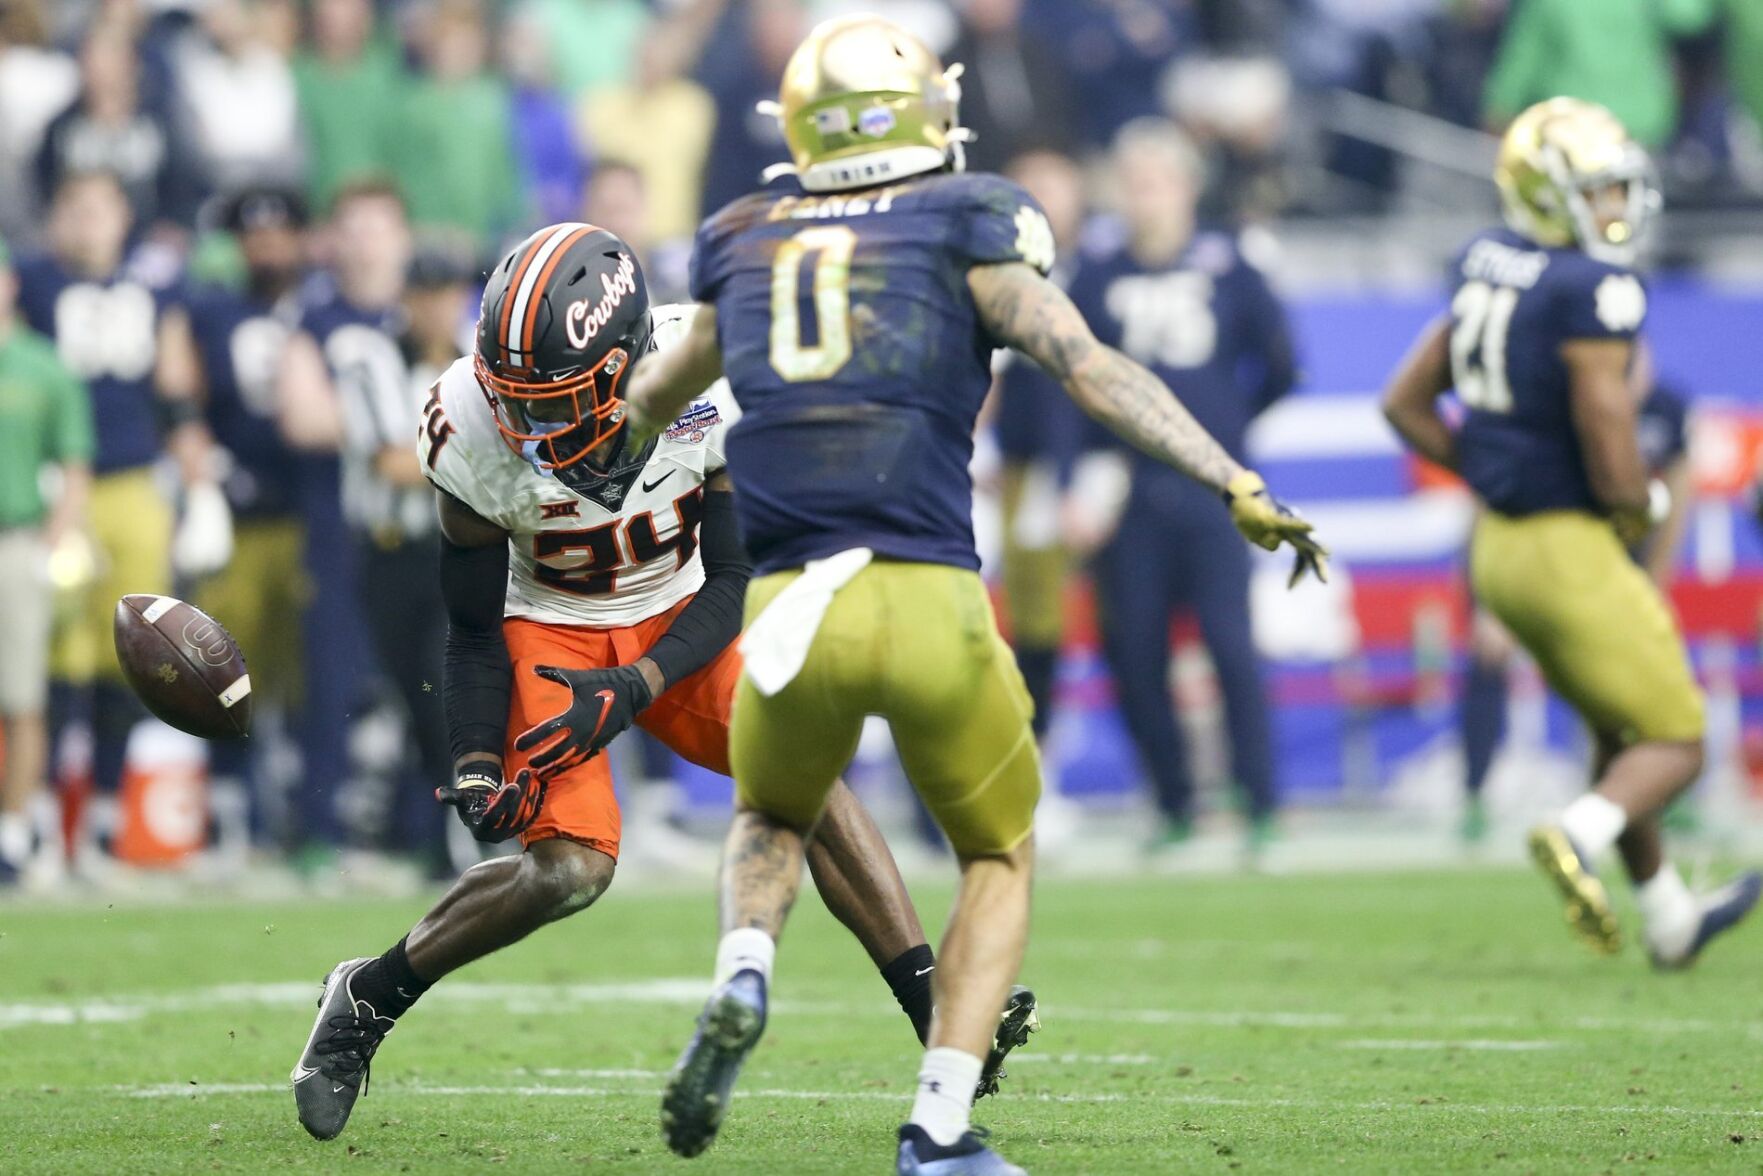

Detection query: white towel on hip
(739, 547), (874, 697)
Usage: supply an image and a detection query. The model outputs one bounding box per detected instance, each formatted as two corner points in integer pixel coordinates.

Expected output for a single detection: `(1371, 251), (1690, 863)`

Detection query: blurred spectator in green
(1726, 1), (1763, 138)
(387, 0), (522, 248)
(580, 33), (714, 242)
(0, 234), (93, 886)
(37, 22), (176, 228)
(521, 0), (650, 101)
(1483, 0), (1717, 147)
(0, 1), (78, 244)
(293, 0), (406, 213)
(502, 5), (585, 226)
(172, 0), (304, 203)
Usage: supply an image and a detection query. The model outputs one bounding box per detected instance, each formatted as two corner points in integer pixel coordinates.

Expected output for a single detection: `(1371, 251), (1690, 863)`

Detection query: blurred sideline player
(0, 237), (92, 884)
(15, 169), (225, 844)
(289, 227), (1023, 1141)
(990, 147), (1088, 743)
(1382, 98), (1760, 967)
(624, 17), (1324, 1173)
(380, 243), (480, 872)
(188, 187), (311, 856)
(275, 177), (409, 863)
(1458, 360), (1695, 843)
(1067, 118), (1297, 854)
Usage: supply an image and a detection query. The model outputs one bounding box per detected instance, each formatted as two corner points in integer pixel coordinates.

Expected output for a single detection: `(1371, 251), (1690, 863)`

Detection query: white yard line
(112, 1080), (1763, 1122)
(1336, 1039), (1563, 1052)
(1006, 1053), (1157, 1066)
(7, 980), (1760, 1040)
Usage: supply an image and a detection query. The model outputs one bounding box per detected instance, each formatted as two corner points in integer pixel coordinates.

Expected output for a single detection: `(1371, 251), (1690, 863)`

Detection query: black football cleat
(974, 986), (1039, 1102)
(659, 969), (767, 1157)
(291, 958), (396, 1141)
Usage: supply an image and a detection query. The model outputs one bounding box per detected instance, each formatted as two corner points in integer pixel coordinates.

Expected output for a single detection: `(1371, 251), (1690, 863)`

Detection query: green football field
(4, 868), (1762, 1174)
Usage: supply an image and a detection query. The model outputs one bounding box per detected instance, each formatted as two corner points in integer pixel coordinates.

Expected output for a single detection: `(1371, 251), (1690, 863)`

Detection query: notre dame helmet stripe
(499, 222), (599, 369)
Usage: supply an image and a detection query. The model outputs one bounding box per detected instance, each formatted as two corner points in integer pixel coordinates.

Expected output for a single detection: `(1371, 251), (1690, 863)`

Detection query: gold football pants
(731, 560), (1042, 857)
(1471, 508), (1703, 745)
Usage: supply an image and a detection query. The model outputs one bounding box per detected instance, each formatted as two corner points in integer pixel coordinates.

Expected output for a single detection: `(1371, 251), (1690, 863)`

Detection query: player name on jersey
(419, 305), (740, 627)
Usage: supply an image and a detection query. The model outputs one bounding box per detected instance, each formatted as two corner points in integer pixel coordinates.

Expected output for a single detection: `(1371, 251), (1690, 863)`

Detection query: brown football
(113, 594), (252, 740)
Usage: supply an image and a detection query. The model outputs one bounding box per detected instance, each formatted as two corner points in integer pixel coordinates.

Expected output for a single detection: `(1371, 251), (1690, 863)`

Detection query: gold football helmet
(759, 15), (969, 193)
(1495, 97), (1660, 264)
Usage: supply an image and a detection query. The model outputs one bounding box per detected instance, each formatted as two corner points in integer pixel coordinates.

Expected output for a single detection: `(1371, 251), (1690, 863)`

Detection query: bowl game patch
(665, 401), (721, 444)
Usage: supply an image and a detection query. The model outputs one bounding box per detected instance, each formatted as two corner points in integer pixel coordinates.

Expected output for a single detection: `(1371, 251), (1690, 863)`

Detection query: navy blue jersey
(1068, 230), (1295, 513)
(690, 171), (1055, 573)
(189, 286), (302, 518)
(13, 253), (179, 474)
(1450, 227), (1648, 516)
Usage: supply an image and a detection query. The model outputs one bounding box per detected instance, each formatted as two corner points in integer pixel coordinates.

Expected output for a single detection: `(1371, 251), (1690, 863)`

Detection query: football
(112, 594), (252, 740)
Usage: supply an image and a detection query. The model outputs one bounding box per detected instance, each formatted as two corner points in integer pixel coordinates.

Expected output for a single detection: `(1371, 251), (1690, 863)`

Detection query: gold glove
(1224, 470), (1330, 587)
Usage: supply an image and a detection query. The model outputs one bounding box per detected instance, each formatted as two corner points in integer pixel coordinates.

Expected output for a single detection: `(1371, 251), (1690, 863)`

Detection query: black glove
(512, 663), (655, 775)
(435, 768), (547, 843)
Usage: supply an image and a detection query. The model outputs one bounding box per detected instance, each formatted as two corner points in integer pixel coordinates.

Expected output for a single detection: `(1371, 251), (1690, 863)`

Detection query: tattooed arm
(968, 261), (1327, 583)
(967, 261), (1244, 493)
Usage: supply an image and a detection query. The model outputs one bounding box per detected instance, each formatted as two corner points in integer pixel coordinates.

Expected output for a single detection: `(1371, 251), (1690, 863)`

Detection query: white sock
(713, 928), (776, 987)
(908, 1047), (984, 1146)
(1559, 794), (1627, 860)
(0, 812), (30, 865)
(1637, 863), (1698, 958)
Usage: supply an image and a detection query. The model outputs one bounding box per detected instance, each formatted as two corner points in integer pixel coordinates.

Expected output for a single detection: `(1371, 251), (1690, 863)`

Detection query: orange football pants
(503, 595), (739, 858)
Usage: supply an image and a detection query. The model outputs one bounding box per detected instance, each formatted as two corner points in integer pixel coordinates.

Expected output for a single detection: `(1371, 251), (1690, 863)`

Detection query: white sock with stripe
(713, 928), (775, 988)
(908, 1047), (983, 1146)
(1637, 863), (1698, 958)
(1559, 794), (1627, 861)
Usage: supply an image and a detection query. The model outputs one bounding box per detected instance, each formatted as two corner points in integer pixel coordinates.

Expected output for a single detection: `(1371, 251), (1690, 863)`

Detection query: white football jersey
(418, 306), (740, 627)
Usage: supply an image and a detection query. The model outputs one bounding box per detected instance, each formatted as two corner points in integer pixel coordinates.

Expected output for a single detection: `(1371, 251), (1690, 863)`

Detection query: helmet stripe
(500, 223), (588, 366)
(520, 224), (598, 357)
(498, 234), (551, 366)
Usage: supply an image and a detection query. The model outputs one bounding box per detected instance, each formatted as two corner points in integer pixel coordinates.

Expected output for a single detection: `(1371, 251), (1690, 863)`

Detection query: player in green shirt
(0, 235), (93, 883)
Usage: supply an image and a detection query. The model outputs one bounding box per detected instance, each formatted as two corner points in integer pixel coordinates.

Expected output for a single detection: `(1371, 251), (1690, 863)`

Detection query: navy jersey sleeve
(1553, 256), (1647, 341)
(688, 192), (771, 304)
(687, 214), (726, 304)
(947, 174), (1056, 274)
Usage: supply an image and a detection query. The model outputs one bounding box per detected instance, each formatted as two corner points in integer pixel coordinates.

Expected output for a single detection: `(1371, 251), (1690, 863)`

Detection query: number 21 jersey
(419, 305), (740, 627)
(689, 171), (1054, 574)
(1450, 226), (1647, 517)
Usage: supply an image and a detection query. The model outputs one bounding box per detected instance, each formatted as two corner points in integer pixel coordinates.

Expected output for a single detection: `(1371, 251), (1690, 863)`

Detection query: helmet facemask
(1541, 141), (1660, 266)
(475, 334), (640, 474)
(1496, 99), (1660, 265)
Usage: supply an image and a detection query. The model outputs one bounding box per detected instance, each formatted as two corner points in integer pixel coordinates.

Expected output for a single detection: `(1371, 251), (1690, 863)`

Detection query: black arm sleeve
(644, 488), (751, 691)
(441, 536), (512, 770)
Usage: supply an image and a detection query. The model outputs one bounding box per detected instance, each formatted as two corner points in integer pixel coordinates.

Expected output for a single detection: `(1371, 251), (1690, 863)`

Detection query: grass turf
(3, 868), (1761, 1173)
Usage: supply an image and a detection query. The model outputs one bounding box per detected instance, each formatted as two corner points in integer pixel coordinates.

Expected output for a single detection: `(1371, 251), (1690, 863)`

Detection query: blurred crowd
(4, 0), (1763, 258)
(0, 0), (1757, 888)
